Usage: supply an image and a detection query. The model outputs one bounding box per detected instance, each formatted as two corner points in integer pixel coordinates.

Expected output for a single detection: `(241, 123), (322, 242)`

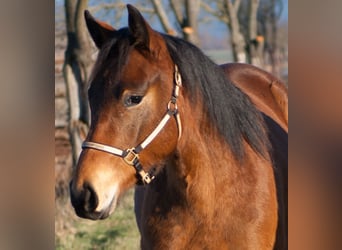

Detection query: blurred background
(55, 0), (288, 249)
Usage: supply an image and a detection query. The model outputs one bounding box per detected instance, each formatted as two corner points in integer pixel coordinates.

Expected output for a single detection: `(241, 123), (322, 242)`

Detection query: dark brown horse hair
(163, 34), (271, 161)
(90, 27), (271, 162)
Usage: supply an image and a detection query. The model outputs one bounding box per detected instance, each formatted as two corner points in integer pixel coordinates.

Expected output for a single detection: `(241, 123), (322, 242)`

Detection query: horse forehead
(121, 50), (158, 82)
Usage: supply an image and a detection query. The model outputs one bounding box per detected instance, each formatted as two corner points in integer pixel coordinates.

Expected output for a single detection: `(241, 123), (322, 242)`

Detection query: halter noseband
(81, 65), (182, 185)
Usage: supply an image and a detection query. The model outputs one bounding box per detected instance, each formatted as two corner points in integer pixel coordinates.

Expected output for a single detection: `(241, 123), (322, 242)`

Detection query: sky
(55, 0), (288, 49)
(55, 0), (288, 24)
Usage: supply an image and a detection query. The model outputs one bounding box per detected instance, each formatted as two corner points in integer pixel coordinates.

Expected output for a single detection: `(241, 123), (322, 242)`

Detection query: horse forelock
(89, 28), (134, 89)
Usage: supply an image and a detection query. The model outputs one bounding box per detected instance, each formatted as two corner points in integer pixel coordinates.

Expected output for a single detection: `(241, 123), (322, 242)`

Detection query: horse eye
(125, 95), (143, 107)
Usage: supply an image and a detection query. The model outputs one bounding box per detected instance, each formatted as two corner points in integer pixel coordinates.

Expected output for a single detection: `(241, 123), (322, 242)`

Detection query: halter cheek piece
(82, 65), (182, 185)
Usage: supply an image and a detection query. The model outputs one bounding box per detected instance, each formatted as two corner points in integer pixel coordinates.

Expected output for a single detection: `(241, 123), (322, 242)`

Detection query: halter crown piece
(82, 65), (182, 185)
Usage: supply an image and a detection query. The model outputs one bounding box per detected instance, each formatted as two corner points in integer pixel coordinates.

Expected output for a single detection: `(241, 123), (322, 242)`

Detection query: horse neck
(176, 91), (236, 170)
(164, 98), (237, 221)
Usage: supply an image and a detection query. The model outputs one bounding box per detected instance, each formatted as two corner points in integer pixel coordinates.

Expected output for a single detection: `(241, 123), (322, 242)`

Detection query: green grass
(55, 189), (140, 250)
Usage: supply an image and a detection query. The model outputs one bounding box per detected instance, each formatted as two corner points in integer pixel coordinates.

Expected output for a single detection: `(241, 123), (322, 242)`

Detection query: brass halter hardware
(123, 148), (139, 166)
(82, 65), (182, 185)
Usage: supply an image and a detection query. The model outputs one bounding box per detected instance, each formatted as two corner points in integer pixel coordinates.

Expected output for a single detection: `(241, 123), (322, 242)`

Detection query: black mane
(163, 34), (270, 161)
(95, 28), (270, 161)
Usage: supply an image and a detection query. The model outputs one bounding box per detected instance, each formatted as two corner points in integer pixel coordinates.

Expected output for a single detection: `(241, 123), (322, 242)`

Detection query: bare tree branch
(89, 3), (154, 15)
(149, 0), (177, 35)
(200, 1), (228, 22)
(170, 0), (184, 26)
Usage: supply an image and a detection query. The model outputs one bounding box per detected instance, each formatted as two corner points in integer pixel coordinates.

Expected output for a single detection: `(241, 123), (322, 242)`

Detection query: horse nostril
(83, 183), (99, 212)
(69, 180), (99, 216)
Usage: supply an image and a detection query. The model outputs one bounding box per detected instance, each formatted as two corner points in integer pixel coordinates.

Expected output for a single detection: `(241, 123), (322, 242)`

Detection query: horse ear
(84, 10), (115, 49)
(127, 4), (151, 51)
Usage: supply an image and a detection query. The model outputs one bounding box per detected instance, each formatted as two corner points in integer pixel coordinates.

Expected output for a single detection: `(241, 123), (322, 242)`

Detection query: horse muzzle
(69, 180), (114, 220)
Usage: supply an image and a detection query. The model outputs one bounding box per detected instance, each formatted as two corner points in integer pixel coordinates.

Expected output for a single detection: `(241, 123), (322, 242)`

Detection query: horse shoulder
(220, 63), (288, 132)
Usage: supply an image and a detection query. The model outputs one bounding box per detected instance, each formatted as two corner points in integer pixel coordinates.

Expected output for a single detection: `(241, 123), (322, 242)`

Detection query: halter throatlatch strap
(82, 64), (182, 185)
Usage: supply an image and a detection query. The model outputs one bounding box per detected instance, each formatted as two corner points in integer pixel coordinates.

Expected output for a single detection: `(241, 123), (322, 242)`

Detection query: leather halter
(81, 65), (182, 185)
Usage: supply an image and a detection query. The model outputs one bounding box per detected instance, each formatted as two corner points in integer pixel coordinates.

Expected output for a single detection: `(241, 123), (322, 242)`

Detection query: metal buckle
(167, 100), (178, 114)
(139, 170), (155, 184)
(123, 148), (139, 166)
(174, 65), (182, 87)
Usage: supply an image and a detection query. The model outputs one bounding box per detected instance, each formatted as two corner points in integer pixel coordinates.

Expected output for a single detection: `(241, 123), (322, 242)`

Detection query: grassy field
(55, 189), (140, 250)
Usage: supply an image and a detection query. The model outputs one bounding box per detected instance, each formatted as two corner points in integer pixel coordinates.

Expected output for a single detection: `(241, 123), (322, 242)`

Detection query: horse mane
(163, 34), (270, 161)
(93, 27), (270, 161)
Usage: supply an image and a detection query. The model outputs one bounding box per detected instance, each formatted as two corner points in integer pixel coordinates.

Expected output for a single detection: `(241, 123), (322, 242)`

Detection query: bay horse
(70, 4), (287, 249)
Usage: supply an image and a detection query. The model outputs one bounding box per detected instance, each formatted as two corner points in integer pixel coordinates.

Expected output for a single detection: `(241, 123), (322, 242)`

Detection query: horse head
(70, 5), (181, 220)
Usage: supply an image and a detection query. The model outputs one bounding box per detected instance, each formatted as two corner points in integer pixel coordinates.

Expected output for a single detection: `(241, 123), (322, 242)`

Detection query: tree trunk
(150, 0), (177, 35)
(248, 0), (263, 66)
(63, 0), (93, 166)
(183, 0), (200, 46)
(225, 0), (246, 63)
(151, 0), (200, 46)
(268, 0), (279, 76)
(170, 0), (184, 26)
